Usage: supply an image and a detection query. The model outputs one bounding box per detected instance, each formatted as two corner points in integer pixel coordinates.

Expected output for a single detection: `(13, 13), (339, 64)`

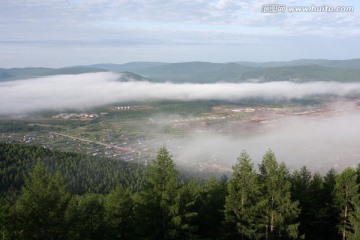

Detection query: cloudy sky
(1, 0), (360, 67)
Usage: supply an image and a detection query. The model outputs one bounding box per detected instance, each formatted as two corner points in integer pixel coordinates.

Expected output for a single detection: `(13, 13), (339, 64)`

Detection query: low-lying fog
(1, 72), (360, 172)
(162, 106), (360, 173)
(1, 72), (360, 114)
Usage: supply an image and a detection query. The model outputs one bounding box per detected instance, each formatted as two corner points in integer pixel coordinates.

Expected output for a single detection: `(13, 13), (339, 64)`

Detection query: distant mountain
(133, 61), (360, 83)
(45, 66), (107, 75)
(117, 72), (151, 82)
(0, 67), (107, 81)
(0, 71), (12, 79)
(237, 59), (360, 70)
(88, 62), (169, 72)
(0, 66), (151, 83)
(0, 67), (52, 81)
(2, 59), (360, 83)
(134, 62), (252, 83)
(240, 65), (360, 82)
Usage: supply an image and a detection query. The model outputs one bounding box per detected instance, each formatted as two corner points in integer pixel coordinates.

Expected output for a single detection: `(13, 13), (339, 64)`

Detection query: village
(1, 100), (360, 173)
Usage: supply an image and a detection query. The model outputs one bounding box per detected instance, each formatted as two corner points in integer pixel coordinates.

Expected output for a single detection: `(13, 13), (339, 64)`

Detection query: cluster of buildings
(52, 113), (100, 120)
(109, 105), (153, 111)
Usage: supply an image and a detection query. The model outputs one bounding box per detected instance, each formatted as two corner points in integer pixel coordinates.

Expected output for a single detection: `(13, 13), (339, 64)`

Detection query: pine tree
(348, 205), (360, 240)
(66, 194), (106, 240)
(104, 185), (134, 239)
(0, 198), (11, 240)
(259, 150), (300, 240)
(14, 161), (70, 240)
(313, 168), (339, 240)
(307, 172), (325, 239)
(334, 167), (359, 240)
(174, 181), (201, 239)
(291, 166), (325, 239)
(143, 146), (180, 239)
(225, 150), (262, 239)
(198, 175), (227, 239)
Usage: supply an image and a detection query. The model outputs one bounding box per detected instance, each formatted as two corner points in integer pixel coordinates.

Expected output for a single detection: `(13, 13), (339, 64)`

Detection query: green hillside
(0, 143), (145, 197)
(0, 67), (107, 81)
(241, 65), (360, 82)
(135, 62), (360, 83)
(45, 66), (107, 75)
(88, 62), (169, 72)
(0, 67), (52, 81)
(2, 59), (360, 83)
(116, 71), (152, 82)
(237, 59), (360, 69)
(135, 62), (252, 83)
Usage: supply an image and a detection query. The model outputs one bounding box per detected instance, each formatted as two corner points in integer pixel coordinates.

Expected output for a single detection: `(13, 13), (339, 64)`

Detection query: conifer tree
(66, 194), (106, 240)
(198, 175), (227, 239)
(143, 146), (180, 239)
(14, 161), (70, 240)
(0, 198), (11, 240)
(291, 170), (330, 239)
(334, 167), (359, 240)
(259, 150), (300, 240)
(225, 150), (262, 239)
(104, 185), (134, 239)
(174, 181), (201, 239)
(318, 168), (339, 240)
(348, 205), (360, 240)
(307, 172), (325, 238)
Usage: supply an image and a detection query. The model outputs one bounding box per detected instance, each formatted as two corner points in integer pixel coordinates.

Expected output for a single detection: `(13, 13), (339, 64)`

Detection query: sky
(1, 0), (360, 67)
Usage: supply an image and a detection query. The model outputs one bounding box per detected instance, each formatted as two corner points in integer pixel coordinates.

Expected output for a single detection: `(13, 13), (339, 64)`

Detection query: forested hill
(2, 59), (360, 83)
(133, 62), (360, 83)
(2, 142), (360, 239)
(0, 142), (146, 197)
(0, 67), (107, 81)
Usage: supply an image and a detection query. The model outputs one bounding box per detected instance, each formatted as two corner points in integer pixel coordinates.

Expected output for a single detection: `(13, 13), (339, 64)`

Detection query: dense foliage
(0, 143), (145, 198)
(1, 143), (360, 239)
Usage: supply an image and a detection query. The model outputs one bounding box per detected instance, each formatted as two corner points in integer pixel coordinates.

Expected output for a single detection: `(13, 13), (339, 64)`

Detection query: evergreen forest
(1, 142), (360, 240)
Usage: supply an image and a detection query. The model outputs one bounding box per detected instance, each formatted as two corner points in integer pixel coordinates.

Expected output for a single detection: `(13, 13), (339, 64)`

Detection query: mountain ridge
(2, 59), (360, 83)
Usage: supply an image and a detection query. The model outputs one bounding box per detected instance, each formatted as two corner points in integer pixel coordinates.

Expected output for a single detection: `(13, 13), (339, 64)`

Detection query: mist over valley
(1, 61), (360, 173)
(3, 2), (360, 238)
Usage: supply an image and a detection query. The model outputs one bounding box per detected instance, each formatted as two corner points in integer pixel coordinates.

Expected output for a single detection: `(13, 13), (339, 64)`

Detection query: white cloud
(1, 72), (360, 115)
(0, 0), (359, 66)
(1, 0), (358, 36)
